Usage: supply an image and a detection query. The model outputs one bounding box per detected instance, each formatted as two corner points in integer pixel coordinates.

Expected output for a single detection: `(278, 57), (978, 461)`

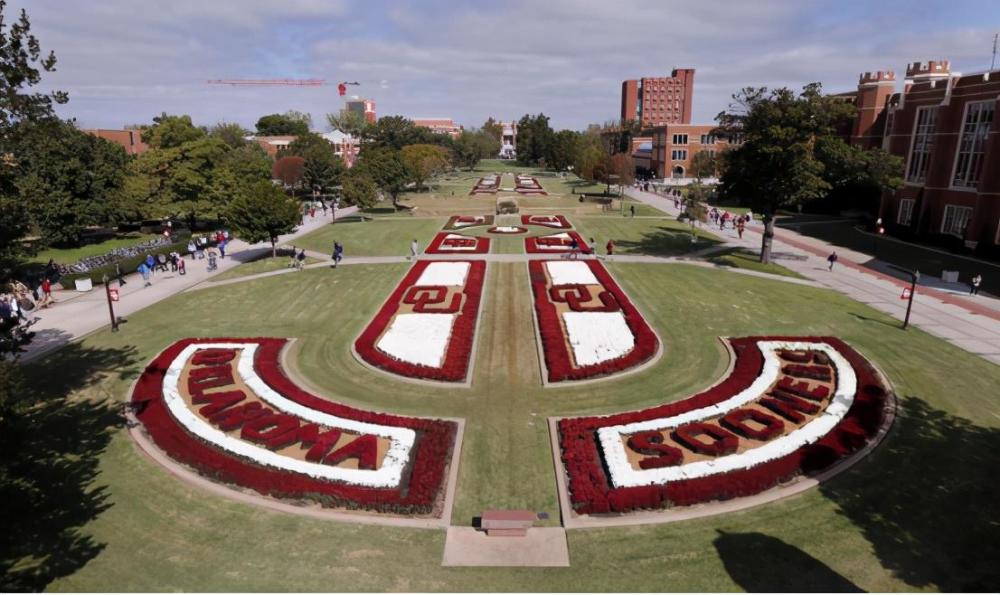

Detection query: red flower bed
(521, 214), (571, 229)
(425, 232), (490, 254)
(355, 260), (486, 382)
(443, 215), (494, 230)
(469, 174), (501, 195)
(515, 176), (547, 195)
(525, 231), (592, 254)
(529, 259), (659, 382)
(556, 336), (892, 515)
(130, 337), (458, 515)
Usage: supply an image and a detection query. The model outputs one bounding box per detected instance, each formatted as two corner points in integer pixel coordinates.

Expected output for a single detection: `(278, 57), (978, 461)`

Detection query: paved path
(20, 207), (357, 363)
(627, 188), (1000, 366)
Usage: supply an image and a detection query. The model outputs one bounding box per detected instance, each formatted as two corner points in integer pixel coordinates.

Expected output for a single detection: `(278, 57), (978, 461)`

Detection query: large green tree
(453, 129), (500, 170)
(401, 143), (450, 191)
(209, 121), (250, 148)
(353, 146), (408, 208)
(326, 109), (372, 145)
(715, 83), (902, 263)
(142, 113), (206, 149)
(255, 111), (310, 136)
(285, 133), (346, 195)
(340, 170), (379, 209)
(548, 129), (582, 171)
(226, 181), (300, 257)
(515, 113), (554, 166)
(13, 119), (128, 246)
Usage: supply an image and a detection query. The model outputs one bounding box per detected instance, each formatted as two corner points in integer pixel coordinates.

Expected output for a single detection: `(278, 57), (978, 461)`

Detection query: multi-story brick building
(413, 118), (463, 139)
(647, 123), (732, 179)
(620, 69), (695, 127)
(839, 60), (999, 252)
(82, 129), (148, 155)
(345, 97), (377, 123)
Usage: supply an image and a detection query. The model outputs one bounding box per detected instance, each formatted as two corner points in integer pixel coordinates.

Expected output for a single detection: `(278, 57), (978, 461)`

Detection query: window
(700, 134), (717, 145)
(897, 199), (914, 226)
(941, 204), (972, 237)
(952, 101), (995, 188)
(672, 134), (688, 145)
(702, 149), (717, 158)
(727, 134), (743, 145)
(906, 106), (937, 183)
(671, 149), (688, 160)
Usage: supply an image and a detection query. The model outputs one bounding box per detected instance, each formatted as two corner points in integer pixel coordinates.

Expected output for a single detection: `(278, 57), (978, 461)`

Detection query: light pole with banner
(102, 274), (120, 332)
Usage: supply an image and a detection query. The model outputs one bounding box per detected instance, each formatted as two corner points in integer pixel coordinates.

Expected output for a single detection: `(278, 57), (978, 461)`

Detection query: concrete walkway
(627, 188), (1000, 366)
(20, 207), (357, 362)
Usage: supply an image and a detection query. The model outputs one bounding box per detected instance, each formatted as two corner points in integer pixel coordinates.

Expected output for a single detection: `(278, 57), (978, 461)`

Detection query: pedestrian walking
(115, 261), (127, 286)
(137, 262), (152, 287)
(568, 236), (580, 260)
(589, 237), (596, 257)
(169, 252), (179, 272)
(737, 218), (745, 239)
(187, 239), (196, 260)
(333, 242), (344, 268)
(410, 239), (419, 259)
(207, 250), (218, 272)
(39, 277), (53, 308)
(8, 293), (25, 322)
(144, 254), (155, 274)
(606, 239), (615, 256)
(296, 248), (307, 270)
(219, 241), (227, 259)
(630, 204), (636, 218)
(177, 258), (186, 276)
(288, 245), (298, 268)
(970, 273), (982, 296)
(827, 251), (838, 271)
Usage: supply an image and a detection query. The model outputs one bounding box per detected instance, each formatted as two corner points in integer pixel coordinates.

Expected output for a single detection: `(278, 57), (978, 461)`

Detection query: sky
(9, 0), (1000, 132)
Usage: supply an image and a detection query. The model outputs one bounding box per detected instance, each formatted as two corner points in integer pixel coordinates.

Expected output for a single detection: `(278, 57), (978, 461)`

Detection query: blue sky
(11, 0), (999, 132)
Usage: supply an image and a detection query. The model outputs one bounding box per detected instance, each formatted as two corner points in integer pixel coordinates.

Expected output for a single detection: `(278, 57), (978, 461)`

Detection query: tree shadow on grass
(820, 397), (1000, 591)
(615, 227), (721, 257)
(714, 530), (863, 592)
(0, 342), (141, 591)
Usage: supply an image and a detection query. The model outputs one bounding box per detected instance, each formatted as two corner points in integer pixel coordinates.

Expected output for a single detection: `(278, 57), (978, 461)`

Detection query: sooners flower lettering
(556, 337), (892, 515)
(525, 231), (592, 254)
(426, 232), (490, 254)
(131, 338), (458, 515)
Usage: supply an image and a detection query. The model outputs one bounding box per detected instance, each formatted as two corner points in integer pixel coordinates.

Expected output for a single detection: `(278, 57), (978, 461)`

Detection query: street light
(886, 264), (920, 329)
(102, 274), (119, 332)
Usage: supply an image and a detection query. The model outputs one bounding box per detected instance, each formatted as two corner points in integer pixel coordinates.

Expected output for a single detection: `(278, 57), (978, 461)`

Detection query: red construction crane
(206, 79), (361, 95)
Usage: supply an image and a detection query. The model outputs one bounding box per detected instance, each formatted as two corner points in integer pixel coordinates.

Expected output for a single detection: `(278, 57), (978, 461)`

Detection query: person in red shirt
(40, 277), (53, 308)
(606, 239), (615, 256)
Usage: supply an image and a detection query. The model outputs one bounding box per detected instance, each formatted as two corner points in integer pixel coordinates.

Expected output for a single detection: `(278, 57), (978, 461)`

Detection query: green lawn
(573, 216), (722, 256)
(4, 234), (1000, 590)
(294, 217), (446, 257)
(31, 233), (161, 265)
(210, 254), (323, 282)
(707, 247), (806, 279)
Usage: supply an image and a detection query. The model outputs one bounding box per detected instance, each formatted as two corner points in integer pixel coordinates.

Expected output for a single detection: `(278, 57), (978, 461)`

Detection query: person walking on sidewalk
(410, 239), (419, 260)
(970, 273), (982, 296)
(630, 204), (636, 218)
(115, 261), (127, 286)
(332, 242), (343, 268)
(606, 239), (615, 256)
(736, 217), (745, 239)
(137, 262), (152, 287)
(295, 248), (307, 270)
(827, 251), (838, 271)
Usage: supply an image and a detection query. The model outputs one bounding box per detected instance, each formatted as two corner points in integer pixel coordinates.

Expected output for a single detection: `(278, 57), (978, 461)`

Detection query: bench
(481, 510), (536, 537)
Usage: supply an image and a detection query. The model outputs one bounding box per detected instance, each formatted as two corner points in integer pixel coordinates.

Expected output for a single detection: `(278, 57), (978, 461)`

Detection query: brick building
(345, 97), (377, 123)
(647, 124), (732, 179)
(413, 118), (463, 138)
(82, 129), (148, 155)
(839, 60), (999, 252)
(620, 69), (695, 127)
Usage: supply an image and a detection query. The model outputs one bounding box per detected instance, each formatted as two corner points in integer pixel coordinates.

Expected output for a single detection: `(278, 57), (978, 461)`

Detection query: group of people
(709, 208), (753, 238)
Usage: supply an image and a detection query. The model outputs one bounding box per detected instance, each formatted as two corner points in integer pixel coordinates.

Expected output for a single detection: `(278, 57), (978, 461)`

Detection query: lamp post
(887, 264), (920, 329)
(873, 217), (884, 259)
(102, 274), (119, 332)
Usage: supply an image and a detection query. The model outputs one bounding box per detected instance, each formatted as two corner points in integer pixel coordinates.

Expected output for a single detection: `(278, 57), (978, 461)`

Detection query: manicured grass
(573, 216), (722, 256)
(294, 217), (446, 257)
(31, 233), (161, 264)
(707, 247), (805, 279)
(210, 255), (322, 282)
(6, 223), (1000, 590)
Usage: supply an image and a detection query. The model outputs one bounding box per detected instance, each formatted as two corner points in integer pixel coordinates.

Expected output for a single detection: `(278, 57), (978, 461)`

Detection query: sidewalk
(20, 207), (357, 363)
(627, 188), (1000, 366)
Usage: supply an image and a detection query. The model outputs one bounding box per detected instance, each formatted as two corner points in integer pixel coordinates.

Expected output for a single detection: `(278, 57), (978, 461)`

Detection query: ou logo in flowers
(129, 214), (894, 524)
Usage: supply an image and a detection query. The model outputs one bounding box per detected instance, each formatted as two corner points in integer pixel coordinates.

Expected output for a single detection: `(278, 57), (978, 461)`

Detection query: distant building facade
(413, 118), (463, 138)
(82, 129), (148, 155)
(499, 121), (517, 158)
(620, 69), (695, 127)
(345, 97), (377, 123)
(648, 124), (732, 179)
(252, 132), (359, 167)
(838, 60), (999, 252)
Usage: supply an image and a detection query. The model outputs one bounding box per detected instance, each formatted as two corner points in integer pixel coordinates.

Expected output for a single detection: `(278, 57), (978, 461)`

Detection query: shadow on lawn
(615, 227), (721, 256)
(0, 342), (140, 592)
(821, 397), (1000, 591)
(714, 530), (862, 592)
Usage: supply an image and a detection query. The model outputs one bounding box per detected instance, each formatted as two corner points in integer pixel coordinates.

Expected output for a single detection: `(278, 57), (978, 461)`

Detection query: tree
(255, 111), (310, 136)
(689, 150), (718, 181)
(609, 153), (634, 195)
(0, 0), (67, 130)
(217, 143), (271, 188)
(715, 83), (872, 264)
(226, 181), (300, 257)
(13, 119), (128, 246)
(548, 129), (581, 171)
(142, 113), (206, 149)
(515, 113), (554, 166)
(369, 115), (429, 150)
(272, 155), (305, 191)
(353, 146), (407, 208)
(454, 129), (500, 170)
(285, 132), (345, 195)
(326, 109), (372, 144)
(209, 121), (250, 148)
(600, 119), (641, 155)
(341, 171), (379, 209)
(401, 143), (450, 191)
(482, 117), (503, 143)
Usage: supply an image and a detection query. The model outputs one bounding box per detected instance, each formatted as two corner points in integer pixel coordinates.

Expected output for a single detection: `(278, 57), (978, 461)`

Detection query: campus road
(626, 188), (1000, 367)
(19, 207), (358, 363)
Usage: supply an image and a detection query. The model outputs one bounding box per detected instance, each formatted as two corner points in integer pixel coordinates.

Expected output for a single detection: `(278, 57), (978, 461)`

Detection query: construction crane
(206, 79), (361, 95)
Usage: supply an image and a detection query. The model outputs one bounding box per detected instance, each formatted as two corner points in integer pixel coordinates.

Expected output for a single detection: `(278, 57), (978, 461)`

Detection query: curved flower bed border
(355, 260), (486, 382)
(521, 214), (571, 229)
(469, 174), (501, 195)
(131, 337), (458, 516)
(444, 215), (494, 230)
(555, 336), (892, 515)
(529, 259), (659, 382)
(486, 226), (529, 235)
(426, 232), (490, 254)
(515, 176), (547, 195)
(525, 231), (592, 254)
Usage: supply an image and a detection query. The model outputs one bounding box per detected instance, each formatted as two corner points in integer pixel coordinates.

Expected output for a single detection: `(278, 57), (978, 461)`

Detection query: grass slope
(294, 218), (446, 257)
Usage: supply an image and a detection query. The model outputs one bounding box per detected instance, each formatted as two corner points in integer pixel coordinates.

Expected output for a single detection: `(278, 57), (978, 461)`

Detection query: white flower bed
(545, 261), (598, 286)
(493, 226), (523, 233)
(454, 216), (485, 228)
(376, 313), (455, 368)
(441, 233), (478, 250)
(534, 232), (571, 249)
(562, 311), (635, 366)
(596, 341), (858, 488)
(415, 262), (470, 286)
(162, 343), (415, 488)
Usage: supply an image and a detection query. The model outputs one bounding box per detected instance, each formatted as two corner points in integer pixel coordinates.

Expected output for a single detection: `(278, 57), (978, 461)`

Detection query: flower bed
(556, 337), (892, 515)
(130, 338), (458, 515)
(525, 231), (592, 254)
(444, 215), (495, 230)
(486, 226), (529, 234)
(521, 214), (571, 229)
(515, 176), (547, 195)
(469, 174), (502, 195)
(356, 260), (486, 382)
(529, 259), (658, 382)
(426, 232), (490, 254)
